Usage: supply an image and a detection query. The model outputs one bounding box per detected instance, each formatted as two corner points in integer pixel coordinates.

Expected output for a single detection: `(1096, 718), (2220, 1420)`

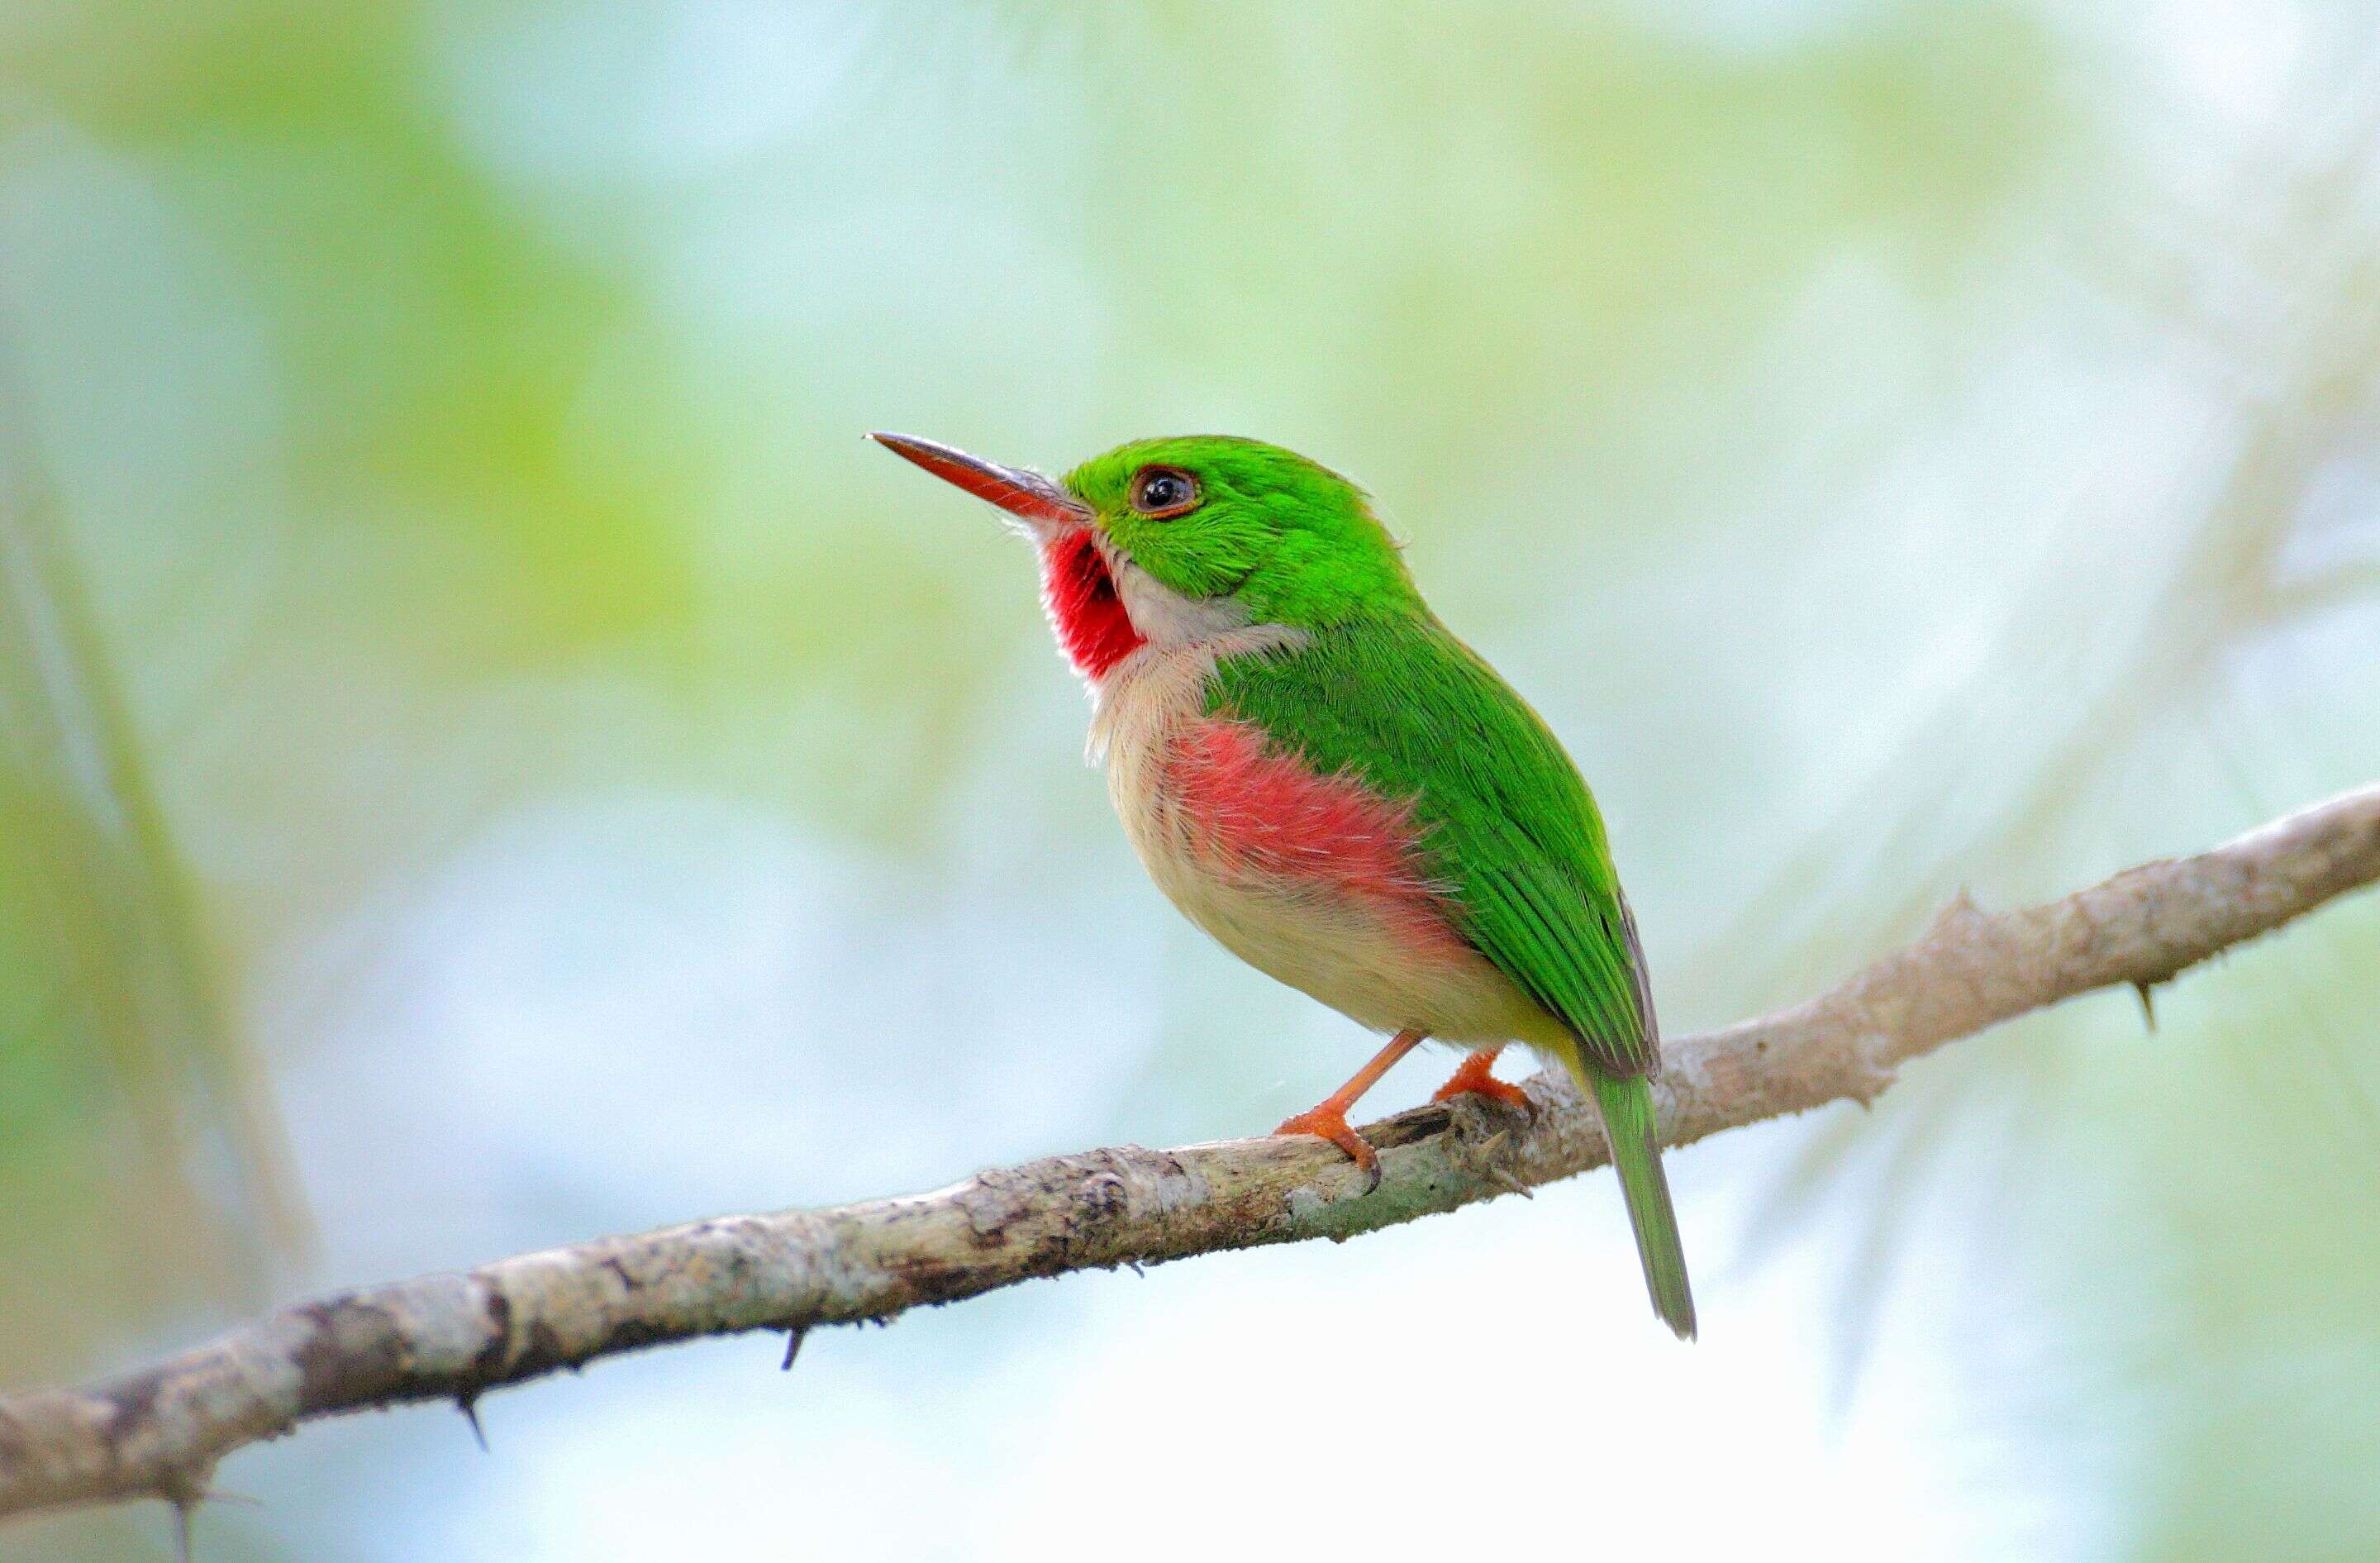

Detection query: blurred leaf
(0, 383), (304, 1351)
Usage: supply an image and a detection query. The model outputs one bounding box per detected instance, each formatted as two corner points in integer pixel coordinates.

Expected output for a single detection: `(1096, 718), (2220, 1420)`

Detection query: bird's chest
(1087, 642), (1502, 1036)
(1089, 646), (1251, 908)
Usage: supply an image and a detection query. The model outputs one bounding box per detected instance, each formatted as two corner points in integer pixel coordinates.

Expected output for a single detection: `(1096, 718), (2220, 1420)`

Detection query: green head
(1060, 436), (1421, 628)
(871, 431), (1423, 636)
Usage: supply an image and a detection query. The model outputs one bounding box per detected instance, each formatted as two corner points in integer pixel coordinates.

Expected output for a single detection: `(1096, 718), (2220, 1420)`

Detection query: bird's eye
(1129, 465), (1201, 519)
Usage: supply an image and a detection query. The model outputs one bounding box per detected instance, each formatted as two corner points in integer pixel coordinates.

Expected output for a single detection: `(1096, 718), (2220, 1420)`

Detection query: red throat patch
(1040, 528), (1145, 679)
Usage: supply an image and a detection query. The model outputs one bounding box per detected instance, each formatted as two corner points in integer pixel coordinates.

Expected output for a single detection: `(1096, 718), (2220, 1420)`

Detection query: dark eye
(1129, 465), (1200, 518)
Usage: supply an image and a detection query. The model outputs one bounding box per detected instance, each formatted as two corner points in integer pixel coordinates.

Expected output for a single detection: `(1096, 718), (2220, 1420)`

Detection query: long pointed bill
(869, 432), (1093, 528)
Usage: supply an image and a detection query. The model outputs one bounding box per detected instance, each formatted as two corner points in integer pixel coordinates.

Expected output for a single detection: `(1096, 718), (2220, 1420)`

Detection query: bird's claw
(1430, 1048), (1535, 1117)
(1273, 1104), (1383, 1193)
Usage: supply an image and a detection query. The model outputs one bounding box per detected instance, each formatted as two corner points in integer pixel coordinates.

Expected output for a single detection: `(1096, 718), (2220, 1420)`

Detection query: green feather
(1064, 437), (1425, 627)
(1207, 616), (1647, 1072)
(1589, 1070), (1697, 1339)
(1208, 614), (1694, 1337)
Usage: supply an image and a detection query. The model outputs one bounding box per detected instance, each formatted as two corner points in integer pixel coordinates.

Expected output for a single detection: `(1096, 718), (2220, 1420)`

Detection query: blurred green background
(3, 0), (2378, 1558)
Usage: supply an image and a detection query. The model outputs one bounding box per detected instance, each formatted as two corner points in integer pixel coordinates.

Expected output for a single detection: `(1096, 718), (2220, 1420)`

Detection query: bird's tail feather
(1583, 1067), (1697, 1340)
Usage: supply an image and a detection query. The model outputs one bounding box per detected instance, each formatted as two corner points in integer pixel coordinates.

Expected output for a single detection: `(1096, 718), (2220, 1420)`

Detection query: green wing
(1207, 614), (1656, 1075)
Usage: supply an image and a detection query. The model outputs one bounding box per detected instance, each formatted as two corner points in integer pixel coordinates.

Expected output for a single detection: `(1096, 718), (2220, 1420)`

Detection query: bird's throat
(1040, 528), (1145, 679)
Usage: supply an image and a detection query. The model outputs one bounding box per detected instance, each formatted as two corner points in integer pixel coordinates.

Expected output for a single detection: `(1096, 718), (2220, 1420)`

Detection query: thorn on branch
(780, 1328), (806, 1371)
(1488, 1168), (1534, 1199)
(457, 1394), (488, 1451)
(159, 1464), (215, 1563)
(170, 1494), (196, 1563)
(1928, 886), (1983, 936)
(2134, 980), (2158, 1032)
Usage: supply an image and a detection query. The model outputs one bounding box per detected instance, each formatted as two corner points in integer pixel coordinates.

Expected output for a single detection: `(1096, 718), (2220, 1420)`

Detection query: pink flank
(1165, 717), (1469, 956)
(1040, 529), (1145, 679)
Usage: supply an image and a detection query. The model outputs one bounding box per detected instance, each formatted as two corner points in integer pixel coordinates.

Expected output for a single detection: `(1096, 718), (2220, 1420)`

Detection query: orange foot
(1430, 1047), (1533, 1115)
(1273, 1103), (1381, 1192)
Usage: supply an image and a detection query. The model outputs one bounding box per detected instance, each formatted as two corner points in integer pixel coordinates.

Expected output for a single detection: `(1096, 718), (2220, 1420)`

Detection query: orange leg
(1274, 1027), (1426, 1191)
(1430, 1046), (1533, 1114)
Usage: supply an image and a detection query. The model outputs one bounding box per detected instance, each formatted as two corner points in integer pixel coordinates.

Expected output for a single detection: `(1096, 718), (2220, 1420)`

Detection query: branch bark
(4, 783), (2378, 1527)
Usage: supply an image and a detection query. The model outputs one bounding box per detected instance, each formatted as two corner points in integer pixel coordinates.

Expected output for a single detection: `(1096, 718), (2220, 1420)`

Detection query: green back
(1206, 613), (1655, 1076)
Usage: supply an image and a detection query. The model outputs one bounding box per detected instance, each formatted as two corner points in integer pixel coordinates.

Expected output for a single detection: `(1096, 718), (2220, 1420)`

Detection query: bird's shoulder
(1204, 614), (1593, 845)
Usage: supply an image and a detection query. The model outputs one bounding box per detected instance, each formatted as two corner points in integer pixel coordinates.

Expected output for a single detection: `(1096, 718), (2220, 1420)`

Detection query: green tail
(1583, 1068), (1697, 1340)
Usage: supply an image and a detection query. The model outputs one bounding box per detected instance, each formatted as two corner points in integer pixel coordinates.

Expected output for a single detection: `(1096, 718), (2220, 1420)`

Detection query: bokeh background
(4, 0), (2379, 1558)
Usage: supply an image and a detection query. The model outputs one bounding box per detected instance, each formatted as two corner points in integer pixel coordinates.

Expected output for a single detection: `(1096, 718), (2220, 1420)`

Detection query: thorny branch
(2, 783), (2377, 1534)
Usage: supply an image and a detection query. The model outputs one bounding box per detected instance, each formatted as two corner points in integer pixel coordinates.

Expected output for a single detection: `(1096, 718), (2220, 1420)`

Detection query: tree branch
(4, 784), (2378, 1527)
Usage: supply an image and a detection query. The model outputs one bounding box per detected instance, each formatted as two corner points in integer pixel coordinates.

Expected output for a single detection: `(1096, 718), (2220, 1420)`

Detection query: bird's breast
(1088, 636), (1550, 1044)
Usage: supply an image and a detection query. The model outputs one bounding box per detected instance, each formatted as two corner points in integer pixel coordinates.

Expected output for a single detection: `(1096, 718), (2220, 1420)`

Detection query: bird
(870, 431), (1695, 1338)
